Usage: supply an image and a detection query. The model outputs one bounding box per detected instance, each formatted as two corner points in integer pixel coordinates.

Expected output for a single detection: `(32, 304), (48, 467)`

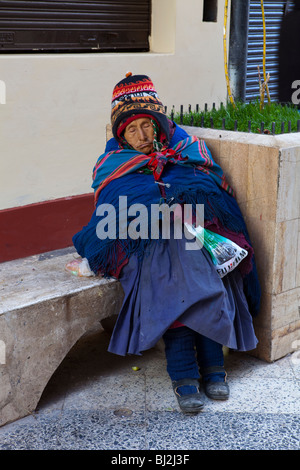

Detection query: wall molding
(0, 193), (94, 263)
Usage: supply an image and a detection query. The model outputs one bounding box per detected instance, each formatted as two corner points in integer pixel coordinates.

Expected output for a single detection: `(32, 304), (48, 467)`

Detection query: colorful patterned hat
(111, 72), (169, 143)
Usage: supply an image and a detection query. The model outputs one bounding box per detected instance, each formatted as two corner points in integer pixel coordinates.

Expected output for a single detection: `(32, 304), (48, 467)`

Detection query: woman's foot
(203, 380), (229, 400)
(172, 378), (204, 413)
(202, 366), (229, 400)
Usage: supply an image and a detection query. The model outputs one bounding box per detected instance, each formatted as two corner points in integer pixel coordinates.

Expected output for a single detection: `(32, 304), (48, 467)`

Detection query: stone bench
(1, 125), (299, 427)
(0, 247), (123, 427)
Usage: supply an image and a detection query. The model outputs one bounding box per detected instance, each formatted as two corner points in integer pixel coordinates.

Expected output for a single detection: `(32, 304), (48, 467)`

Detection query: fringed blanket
(92, 135), (234, 203)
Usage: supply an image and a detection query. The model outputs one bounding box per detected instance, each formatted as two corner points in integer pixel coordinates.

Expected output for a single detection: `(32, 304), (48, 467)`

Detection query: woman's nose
(137, 127), (147, 140)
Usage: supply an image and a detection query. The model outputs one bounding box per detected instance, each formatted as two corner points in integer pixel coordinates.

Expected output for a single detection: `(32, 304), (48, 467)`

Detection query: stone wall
(182, 126), (300, 362)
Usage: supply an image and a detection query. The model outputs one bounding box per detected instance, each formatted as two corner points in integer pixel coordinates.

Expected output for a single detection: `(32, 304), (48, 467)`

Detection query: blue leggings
(163, 326), (225, 383)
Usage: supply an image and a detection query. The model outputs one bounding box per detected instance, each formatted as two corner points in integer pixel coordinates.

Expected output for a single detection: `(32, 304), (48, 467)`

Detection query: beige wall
(0, 0), (228, 210)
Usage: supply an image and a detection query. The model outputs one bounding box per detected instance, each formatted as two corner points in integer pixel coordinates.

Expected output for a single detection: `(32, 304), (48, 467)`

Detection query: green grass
(170, 100), (300, 134)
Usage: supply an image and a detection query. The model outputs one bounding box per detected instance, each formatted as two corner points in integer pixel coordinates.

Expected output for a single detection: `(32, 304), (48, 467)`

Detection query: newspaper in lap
(184, 223), (248, 278)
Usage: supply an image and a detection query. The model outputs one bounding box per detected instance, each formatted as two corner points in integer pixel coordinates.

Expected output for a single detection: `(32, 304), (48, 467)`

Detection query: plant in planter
(170, 100), (300, 135)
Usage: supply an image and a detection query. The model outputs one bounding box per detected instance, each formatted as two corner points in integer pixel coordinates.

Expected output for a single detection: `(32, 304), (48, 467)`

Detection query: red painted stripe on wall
(0, 193), (94, 263)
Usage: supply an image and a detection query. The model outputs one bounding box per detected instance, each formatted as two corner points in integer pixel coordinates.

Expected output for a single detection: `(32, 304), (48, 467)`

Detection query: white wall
(0, 0), (228, 210)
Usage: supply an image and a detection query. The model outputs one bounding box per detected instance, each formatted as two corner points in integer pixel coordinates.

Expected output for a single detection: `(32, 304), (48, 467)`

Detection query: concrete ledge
(0, 247), (123, 427)
(182, 126), (300, 364)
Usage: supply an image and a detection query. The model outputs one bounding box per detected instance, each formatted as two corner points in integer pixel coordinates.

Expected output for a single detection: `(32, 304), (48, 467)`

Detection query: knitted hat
(111, 72), (169, 143)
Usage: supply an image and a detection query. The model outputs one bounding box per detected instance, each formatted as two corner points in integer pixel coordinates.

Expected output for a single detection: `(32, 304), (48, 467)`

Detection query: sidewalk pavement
(0, 327), (299, 451)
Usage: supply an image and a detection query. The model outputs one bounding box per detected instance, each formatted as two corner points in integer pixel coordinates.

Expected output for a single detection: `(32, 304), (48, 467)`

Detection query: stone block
(247, 145), (279, 222)
(183, 126), (300, 363)
(273, 219), (299, 294)
(219, 140), (249, 206)
(277, 147), (300, 222)
(271, 288), (300, 330)
(271, 319), (300, 360)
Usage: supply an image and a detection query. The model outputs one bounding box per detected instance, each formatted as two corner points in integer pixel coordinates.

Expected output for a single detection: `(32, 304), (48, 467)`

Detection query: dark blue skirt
(108, 236), (258, 356)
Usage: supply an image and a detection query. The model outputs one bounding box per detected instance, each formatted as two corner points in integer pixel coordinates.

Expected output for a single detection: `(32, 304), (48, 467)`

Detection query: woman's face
(124, 117), (154, 154)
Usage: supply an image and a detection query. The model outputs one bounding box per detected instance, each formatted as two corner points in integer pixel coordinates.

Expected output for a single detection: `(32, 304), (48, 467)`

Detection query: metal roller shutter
(0, 0), (151, 52)
(245, 0), (293, 102)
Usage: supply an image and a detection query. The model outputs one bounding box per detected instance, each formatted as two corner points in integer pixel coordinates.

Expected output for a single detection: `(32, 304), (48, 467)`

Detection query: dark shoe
(172, 378), (204, 413)
(202, 366), (230, 401)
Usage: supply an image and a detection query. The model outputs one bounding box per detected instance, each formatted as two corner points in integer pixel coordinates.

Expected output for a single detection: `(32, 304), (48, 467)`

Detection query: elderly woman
(73, 73), (261, 413)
